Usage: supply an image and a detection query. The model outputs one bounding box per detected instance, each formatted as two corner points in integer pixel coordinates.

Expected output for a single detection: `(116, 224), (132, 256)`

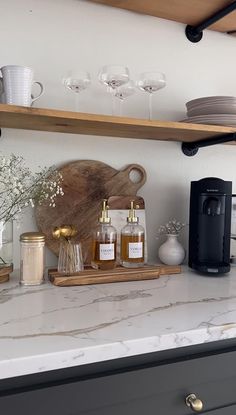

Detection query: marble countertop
(1, 266), (236, 379)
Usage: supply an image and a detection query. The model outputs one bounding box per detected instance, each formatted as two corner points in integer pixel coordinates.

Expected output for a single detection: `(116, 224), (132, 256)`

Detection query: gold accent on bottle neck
(127, 201), (139, 223)
(99, 199), (111, 224)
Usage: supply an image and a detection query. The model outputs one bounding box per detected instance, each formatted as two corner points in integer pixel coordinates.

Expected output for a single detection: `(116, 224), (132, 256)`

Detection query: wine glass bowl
(137, 71), (166, 120)
(115, 80), (136, 100)
(138, 72), (166, 93)
(63, 71), (91, 93)
(98, 65), (130, 90)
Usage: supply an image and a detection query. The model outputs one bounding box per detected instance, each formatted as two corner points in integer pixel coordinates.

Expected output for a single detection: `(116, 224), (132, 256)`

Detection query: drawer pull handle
(185, 393), (203, 412)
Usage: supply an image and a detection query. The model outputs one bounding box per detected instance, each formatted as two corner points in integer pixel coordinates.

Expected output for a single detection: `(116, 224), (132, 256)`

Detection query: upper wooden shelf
(90, 0), (236, 33)
(0, 103), (235, 144)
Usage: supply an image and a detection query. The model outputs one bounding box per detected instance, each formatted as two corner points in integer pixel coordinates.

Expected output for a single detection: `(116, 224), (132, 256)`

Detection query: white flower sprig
(157, 219), (185, 236)
(0, 154), (64, 223)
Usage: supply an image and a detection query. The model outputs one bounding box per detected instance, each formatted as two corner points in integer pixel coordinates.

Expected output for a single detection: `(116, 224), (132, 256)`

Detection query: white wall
(1, 0), (236, 267)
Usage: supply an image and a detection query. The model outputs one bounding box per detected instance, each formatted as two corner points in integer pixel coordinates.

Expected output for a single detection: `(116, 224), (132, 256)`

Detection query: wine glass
(62, 70), (91, 111)
(98, 65), (130, 115)
(137, 71), (166, 120)
(114, 80), (136, 116)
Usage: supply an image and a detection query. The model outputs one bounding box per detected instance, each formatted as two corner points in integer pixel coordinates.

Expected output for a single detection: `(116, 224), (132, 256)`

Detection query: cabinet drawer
(1, 350), (236, 415)
(207, 405), (236, 414)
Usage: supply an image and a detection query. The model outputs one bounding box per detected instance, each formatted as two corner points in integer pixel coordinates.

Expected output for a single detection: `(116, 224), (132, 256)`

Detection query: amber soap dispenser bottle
(91, 199), (117, 270)
(120, 201), (145, 268)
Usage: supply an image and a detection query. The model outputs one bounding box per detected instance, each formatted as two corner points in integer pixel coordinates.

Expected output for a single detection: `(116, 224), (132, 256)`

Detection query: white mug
(0, 65), (44, 106)
(0, 79), (4, 103)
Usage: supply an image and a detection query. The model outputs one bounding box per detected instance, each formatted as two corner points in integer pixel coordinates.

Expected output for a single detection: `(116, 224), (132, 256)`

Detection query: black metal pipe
(186, 1), (236, 42)
(195, 1), (236, 32)
(195, 132), (236, 148)
(182, 132), (236, 156)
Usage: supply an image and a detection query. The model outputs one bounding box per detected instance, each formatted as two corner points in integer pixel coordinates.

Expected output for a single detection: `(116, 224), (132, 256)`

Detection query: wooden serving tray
(0, 265), (13, 284)
(48, 265), (181, 286)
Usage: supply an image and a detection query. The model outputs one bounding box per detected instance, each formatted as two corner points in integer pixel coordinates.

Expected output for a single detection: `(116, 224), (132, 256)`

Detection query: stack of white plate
(181, 96), (236, 126)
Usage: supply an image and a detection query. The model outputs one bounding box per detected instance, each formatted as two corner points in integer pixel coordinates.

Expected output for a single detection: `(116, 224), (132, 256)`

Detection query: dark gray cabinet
(208, 407), (236, 414)
(1, 342), (236, 414)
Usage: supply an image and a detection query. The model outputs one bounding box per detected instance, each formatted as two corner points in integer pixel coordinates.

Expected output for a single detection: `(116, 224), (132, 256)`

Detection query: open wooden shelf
(90, 0), (236, 33)
(0, 103), (235, 144)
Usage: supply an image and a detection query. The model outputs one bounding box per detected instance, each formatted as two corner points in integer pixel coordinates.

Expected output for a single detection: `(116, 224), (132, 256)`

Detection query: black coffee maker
(189, 177), (232, 275)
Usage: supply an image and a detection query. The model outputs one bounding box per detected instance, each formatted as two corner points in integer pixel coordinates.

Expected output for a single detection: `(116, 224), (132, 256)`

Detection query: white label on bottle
(128, 242), (143, 258)
(99, 244), (115, 260)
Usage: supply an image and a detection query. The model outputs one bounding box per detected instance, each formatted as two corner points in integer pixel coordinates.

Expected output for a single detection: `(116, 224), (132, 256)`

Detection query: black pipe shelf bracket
(182, 132), (236, 156)
(185, 1), (236, 43)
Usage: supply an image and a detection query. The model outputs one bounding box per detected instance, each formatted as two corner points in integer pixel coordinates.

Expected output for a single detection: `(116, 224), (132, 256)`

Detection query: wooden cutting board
(35, 160), (146, 264)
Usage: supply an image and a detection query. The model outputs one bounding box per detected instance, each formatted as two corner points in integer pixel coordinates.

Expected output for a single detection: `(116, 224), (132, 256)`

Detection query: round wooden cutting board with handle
(35, 160), (146, 264)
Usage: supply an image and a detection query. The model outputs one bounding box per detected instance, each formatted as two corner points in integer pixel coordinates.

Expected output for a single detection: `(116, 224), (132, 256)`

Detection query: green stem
(0, 256), (7, 264)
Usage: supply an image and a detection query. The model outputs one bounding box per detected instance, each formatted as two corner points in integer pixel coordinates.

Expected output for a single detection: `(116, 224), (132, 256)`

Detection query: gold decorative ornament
(52, 227), (61, 239)
(52, 225), (77, 240)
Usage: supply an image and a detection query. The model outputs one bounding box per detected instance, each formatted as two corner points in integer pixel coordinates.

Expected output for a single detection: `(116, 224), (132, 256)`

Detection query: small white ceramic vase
(158, 234), (185, 266)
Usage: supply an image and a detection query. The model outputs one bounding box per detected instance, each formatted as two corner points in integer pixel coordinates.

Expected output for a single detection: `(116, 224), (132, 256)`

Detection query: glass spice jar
(58, 241), (84, 274)
(20, 232), (45, 285)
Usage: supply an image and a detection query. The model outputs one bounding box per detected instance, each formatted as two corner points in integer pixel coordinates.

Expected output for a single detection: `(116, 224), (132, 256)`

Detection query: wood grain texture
(0, 104), (235, 143)
(107, 196), (145, 209)
(35, 161), (146, 264)
(48, 265), (181, 286)
(158, 265), (182, 275)
(89, 0), (236, 32)
(0, 265), (13, 283)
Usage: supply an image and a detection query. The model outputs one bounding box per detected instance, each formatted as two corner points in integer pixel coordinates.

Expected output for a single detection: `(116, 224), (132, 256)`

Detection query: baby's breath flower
(0, 154), (63, 223)
(157, 219), (185, 237)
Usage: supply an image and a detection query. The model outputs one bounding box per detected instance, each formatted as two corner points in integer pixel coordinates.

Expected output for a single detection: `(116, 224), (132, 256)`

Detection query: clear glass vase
(58, 240), (84, 274)
(0, 220), (13, 282)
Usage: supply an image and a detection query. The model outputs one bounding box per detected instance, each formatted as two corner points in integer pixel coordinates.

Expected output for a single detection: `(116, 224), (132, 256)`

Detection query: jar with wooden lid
(20, 232), (45, 285)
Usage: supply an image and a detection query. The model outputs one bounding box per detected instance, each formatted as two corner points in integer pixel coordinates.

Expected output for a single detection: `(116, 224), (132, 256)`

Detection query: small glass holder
(58, 241), (84, 274)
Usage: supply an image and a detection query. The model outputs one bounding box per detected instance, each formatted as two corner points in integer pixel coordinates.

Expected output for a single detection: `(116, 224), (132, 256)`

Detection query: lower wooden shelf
(0, 103), (235, 144)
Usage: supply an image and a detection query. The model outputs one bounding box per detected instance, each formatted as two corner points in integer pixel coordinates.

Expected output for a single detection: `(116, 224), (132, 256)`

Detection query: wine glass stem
(75, 93), (80, 112)
(112, 91), (116, 116)
(149, 93), (153, 121)
(119, 99), (123, 116)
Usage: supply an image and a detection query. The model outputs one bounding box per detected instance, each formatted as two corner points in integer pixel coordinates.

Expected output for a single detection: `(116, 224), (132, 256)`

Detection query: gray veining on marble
(2, 267), (236, 379)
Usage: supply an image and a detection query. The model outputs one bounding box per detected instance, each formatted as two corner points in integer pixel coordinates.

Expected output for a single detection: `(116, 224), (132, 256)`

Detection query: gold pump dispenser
(127, 201), (139, 223)
(99, 199), (111, 224)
